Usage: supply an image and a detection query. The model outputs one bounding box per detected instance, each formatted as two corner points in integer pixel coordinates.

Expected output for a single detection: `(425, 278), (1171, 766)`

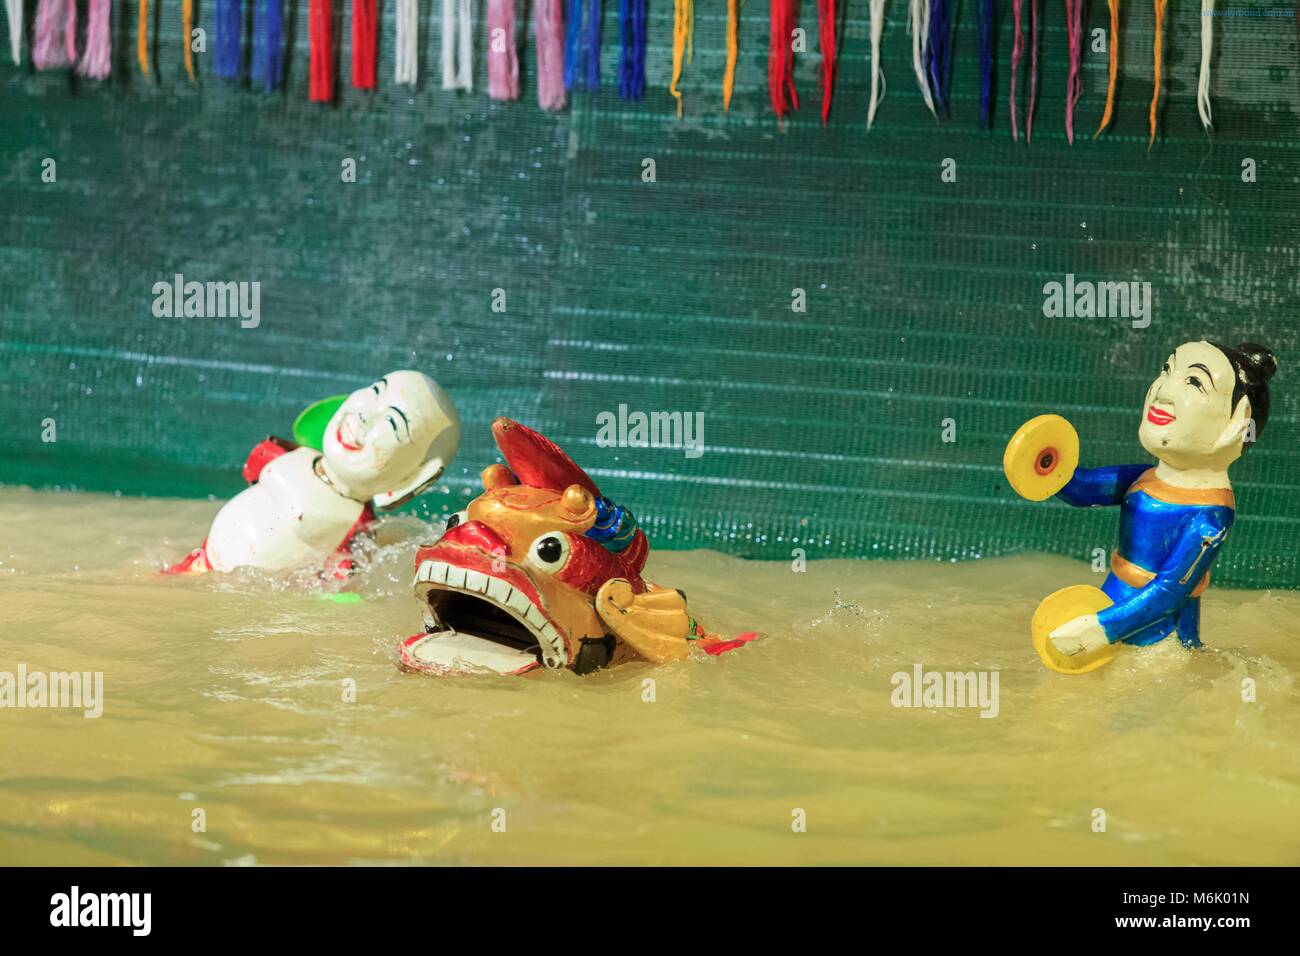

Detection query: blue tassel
(251, 0), (285, 91)
(564, 0), (582, 90)
(565, 0), (602, 91)
(978, 0), (995, 126)
(586, 0), (601, 88)
(215, 0), (242, 79)
(619, 0), (645, 99)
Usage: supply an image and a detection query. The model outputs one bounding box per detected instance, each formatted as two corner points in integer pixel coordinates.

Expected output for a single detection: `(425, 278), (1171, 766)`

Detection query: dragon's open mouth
(401, 559), (567, 674)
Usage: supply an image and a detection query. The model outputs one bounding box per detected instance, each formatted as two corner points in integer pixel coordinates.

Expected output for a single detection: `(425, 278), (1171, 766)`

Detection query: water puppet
(166, 371), (461, 576)
(399, 418), (757, 676)
(1004, 341), (1277, 674)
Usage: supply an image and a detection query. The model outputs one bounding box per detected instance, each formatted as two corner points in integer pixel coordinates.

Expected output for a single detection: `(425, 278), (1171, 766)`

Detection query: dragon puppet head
(399, 418), (649, 676)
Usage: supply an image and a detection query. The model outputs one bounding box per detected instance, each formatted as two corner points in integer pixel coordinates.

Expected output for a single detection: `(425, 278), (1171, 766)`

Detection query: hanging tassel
(32, 0), (74, 69)
(442, 0), (473, 90)
(1198, 0), (1213, 129)
(5, 0), (22, 64)
(536, 0), (566, 110)
(1149, 0), (1167, 149)
(1094, 0), (1118, 137)
(867, 0), (885, 127)
(927, 0), (952, 112)
(77, 0), (110, 78)
(488, 0), (519, 97)
(354, 0), (376, 89)
(768, 0), (798, 122)
(252, 0), (285, 90)
(1028, 0), (1039, 140)
(619, 0), (646, 99)
(1064, 0), (1083, 142)
(817, 0), (836, 124)
(396, 0), (418, 84)
(1010, 0), (1023, 138)
(309, 0), (333, 101)
(909, 0), (935, 116)
(32, 0), (75, 69)
(214, 0), (241, 78)
(565, 0), (600, 89)
(183, 0), (196, 80)
(670, 0), (692, 116)
(137, 0), (148, 73)
(723, 0), (739, 110)
(977, 0), (993, 127)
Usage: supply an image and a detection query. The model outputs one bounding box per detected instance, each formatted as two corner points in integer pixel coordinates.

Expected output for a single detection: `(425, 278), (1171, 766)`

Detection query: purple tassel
(928, 0), (952, 111)
(619, 0), (645, 99)
(978, 0), (995, 126)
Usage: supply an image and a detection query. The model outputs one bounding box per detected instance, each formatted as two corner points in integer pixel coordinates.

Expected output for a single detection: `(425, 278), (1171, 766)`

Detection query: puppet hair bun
(1236, 342), (1278, 383)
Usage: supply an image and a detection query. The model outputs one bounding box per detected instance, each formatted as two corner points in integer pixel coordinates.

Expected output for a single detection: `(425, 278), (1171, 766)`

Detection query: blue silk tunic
(1056, 465), (1235, 647)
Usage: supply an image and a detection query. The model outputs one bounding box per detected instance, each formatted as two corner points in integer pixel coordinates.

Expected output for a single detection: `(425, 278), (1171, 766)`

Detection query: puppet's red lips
(1147, 407), (1176, 426)
(335, 423), (363, 451)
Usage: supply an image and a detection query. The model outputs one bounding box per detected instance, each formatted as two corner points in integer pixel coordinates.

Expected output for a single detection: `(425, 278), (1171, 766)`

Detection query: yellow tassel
(670, 0), (693, 117)
(1149, 0), (1168, 150)
(183, 0), (195, 81)
(1094, 0), (1118, 137)
(723, 0), (738, 111)
(137, 0), (149, 76)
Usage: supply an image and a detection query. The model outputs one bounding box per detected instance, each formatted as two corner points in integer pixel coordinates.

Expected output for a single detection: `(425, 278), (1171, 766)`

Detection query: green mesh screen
(1, 2), (1297, 588)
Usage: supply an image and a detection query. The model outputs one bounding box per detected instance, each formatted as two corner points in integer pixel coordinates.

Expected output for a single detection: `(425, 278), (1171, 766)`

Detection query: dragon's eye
(444, 510), (468, 532)
(526, 533), (571, 572)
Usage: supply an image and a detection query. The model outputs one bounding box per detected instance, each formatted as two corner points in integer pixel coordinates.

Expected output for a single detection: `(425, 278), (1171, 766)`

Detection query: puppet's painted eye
(526, 533), (571, 573)
(444, 510), (468, 532)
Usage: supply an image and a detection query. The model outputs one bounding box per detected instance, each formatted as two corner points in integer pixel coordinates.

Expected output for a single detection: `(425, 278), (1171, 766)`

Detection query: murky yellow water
(1, 486), (1297, 866)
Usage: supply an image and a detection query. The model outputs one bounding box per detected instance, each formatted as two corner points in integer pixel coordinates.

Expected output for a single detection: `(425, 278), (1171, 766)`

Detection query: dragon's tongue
(402, 631), (541, 675)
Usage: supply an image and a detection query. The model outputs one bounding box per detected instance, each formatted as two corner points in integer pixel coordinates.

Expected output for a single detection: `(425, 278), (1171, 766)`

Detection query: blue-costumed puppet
(1005, 341), (1278, 673)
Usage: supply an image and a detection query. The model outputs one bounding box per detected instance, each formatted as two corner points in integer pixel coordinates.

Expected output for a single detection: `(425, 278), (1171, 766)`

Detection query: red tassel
(817, 0), (836, 123)
(768, 0), (799, 121)
(309, 0), (334, 101)
(352, 0), (376, 89)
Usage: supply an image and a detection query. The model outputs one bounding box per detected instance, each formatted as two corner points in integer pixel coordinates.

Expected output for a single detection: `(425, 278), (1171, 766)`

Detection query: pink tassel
(78, 0), (111, 78)
(535, 0), (565, 110)
(488, 0), (520, 99)
(33, 0), (76, 69)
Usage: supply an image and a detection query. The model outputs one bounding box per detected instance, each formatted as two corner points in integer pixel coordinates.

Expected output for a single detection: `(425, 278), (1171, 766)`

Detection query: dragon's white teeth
(444, 565), (467, 589)
(506, 589), (531, 615)
(416, 562), (432, 583)
(428, 562), (449, 585)
(487, 577), (512, 605)
(524, 604), (546, 630)
(464, 569), (489, 593)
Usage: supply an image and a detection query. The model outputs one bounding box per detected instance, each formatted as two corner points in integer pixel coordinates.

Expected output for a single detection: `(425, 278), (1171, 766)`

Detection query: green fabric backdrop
(1, 2), (1297, 587)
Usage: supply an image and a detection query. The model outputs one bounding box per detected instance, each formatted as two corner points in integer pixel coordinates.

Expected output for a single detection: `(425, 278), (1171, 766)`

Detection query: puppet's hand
(1049, 614), (1109, 656)
(595, 580), (692, 664)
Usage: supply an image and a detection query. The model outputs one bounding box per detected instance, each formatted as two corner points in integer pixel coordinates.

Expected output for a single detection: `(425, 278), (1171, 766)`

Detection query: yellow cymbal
(1003, 414), (1080, 501)
(1031, 585), (1120, 674)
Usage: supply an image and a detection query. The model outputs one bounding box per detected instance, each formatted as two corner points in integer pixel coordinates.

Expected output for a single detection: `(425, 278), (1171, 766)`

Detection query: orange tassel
(1094, 0), (1118, 137)
(183, 0), (195, 81)
(723, 0), (738, 111)
(670, 0), (693, 117)
(137, 0), (148, 75)
(1149, 0), (1167, 150)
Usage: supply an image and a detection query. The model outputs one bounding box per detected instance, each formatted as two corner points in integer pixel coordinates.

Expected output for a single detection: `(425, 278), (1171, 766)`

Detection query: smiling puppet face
(321, 370), (461, 506)
(404, 418), (649, 676)
(1138, 341), (1249, 469)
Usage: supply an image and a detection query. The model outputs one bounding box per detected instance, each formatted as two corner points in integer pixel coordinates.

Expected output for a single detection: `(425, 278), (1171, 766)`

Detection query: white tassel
(5, 0), (20, 64)
(908, 0), (936, 116)
(442, 0), (473, 90)
(868, 0), (887, 128)
(1198, 0), (1213, 129)
(395, 0), (418, 85)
